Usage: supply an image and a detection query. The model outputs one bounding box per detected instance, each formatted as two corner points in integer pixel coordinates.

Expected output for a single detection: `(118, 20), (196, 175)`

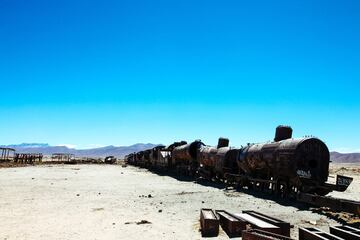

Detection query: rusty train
(125, 126), (353, 196)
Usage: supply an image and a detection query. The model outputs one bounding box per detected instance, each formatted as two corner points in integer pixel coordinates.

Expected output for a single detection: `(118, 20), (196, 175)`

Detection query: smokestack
(274, 125), (293, 142)
(217, 137), (229, 148)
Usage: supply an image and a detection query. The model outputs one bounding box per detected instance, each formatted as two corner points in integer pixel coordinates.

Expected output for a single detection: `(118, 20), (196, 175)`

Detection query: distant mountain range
(1, 143), (159, 158)
(1, 143), (359, 162)
(6, 143), (50, 148)
(330, 152), (360, 163)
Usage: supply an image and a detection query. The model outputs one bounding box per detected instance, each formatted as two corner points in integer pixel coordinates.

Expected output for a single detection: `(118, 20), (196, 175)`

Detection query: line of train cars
(125, 126), (353, 197)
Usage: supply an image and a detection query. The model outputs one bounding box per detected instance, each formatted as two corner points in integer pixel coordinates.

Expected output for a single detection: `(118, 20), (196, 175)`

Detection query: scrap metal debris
(124, 220), (152, 225)
(311, 207), (360, 227)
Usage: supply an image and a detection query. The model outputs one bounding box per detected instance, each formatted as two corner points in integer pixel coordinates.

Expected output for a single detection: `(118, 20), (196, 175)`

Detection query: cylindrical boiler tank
(172, 140), (204, 165)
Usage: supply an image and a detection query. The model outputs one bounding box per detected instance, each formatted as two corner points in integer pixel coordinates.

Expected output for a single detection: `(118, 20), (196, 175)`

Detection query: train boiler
(172, 140), (204, 175)
(198, 138), (239, 180)
(149, 141), (187, 169)
(235, 126), (352, 195)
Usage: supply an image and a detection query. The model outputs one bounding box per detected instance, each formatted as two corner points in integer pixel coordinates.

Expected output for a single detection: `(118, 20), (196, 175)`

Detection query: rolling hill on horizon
(330, 151), (360, 163)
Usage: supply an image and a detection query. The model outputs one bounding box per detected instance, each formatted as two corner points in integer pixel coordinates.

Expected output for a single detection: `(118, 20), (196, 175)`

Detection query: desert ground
(0, 163), (359, 240)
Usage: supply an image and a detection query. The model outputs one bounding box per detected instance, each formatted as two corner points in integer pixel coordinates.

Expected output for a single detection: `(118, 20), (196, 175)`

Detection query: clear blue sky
(0, 0), (359, 151)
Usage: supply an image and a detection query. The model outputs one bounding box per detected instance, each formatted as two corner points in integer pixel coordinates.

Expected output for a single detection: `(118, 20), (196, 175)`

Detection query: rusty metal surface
(274, 125), (293, 142)
(330, 226), (360, 240)
(163, 141), (187, 151)
(237, 136), (333, 195)
(243, 210), (291, 237)
(297, 192), (360, 215)
(136, 151), (144, 166)
(217, 137), (229, 148)
(149, 146), (165, 167)
(216, 210), (246, 237)
(198, 144), (239, 178)
(299, 227), (344, 240)
(240, 138), (330, 183)
(172, 140), (203, 165)
(199, 146), (218, 168)
(159, 150), (172, 168)
(142, 149), (152, 167)
(195, 137), (240, 179)
(215, 147), (237, 175)
(200, 209), (219, 237)
(242, 229), (293, 240)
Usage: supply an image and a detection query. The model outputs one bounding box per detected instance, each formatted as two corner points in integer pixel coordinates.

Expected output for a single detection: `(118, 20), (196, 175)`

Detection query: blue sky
(0, 0), (359, 151)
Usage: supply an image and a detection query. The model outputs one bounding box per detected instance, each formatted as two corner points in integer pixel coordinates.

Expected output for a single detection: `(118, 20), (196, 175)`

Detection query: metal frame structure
(242, 229), (293, 240)
(0, 147), (15, 161)
(51, 153), (75, 162)
(330, 226), (360, 240)
(14, 153), (43, 164)
(299, 227), (344, 240)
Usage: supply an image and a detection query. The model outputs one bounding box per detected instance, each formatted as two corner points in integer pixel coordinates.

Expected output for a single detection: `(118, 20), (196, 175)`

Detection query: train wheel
(274, 178), (288, 198)
(236, 180), (244, 191)
(280, 182), (289, 198)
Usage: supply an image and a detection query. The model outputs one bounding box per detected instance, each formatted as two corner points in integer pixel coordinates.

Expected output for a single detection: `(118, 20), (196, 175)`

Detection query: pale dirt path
(0, 164), (358, 240)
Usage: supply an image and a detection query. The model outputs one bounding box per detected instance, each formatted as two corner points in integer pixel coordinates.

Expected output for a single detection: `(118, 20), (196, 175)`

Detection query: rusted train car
(231, 126), (351, 196)
(125, 126), (352, 196)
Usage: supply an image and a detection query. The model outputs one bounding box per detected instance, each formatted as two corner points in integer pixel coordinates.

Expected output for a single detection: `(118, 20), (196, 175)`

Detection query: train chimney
(274, 125), (293, 142)
(217, 137), (229, 148)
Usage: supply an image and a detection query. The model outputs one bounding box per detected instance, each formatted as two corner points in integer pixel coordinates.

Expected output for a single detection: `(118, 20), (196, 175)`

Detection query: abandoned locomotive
(125, 126), (352, 196)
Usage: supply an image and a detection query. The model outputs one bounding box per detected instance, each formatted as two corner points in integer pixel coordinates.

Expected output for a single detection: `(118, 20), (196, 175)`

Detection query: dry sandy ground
(0, 163), (359, 240)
